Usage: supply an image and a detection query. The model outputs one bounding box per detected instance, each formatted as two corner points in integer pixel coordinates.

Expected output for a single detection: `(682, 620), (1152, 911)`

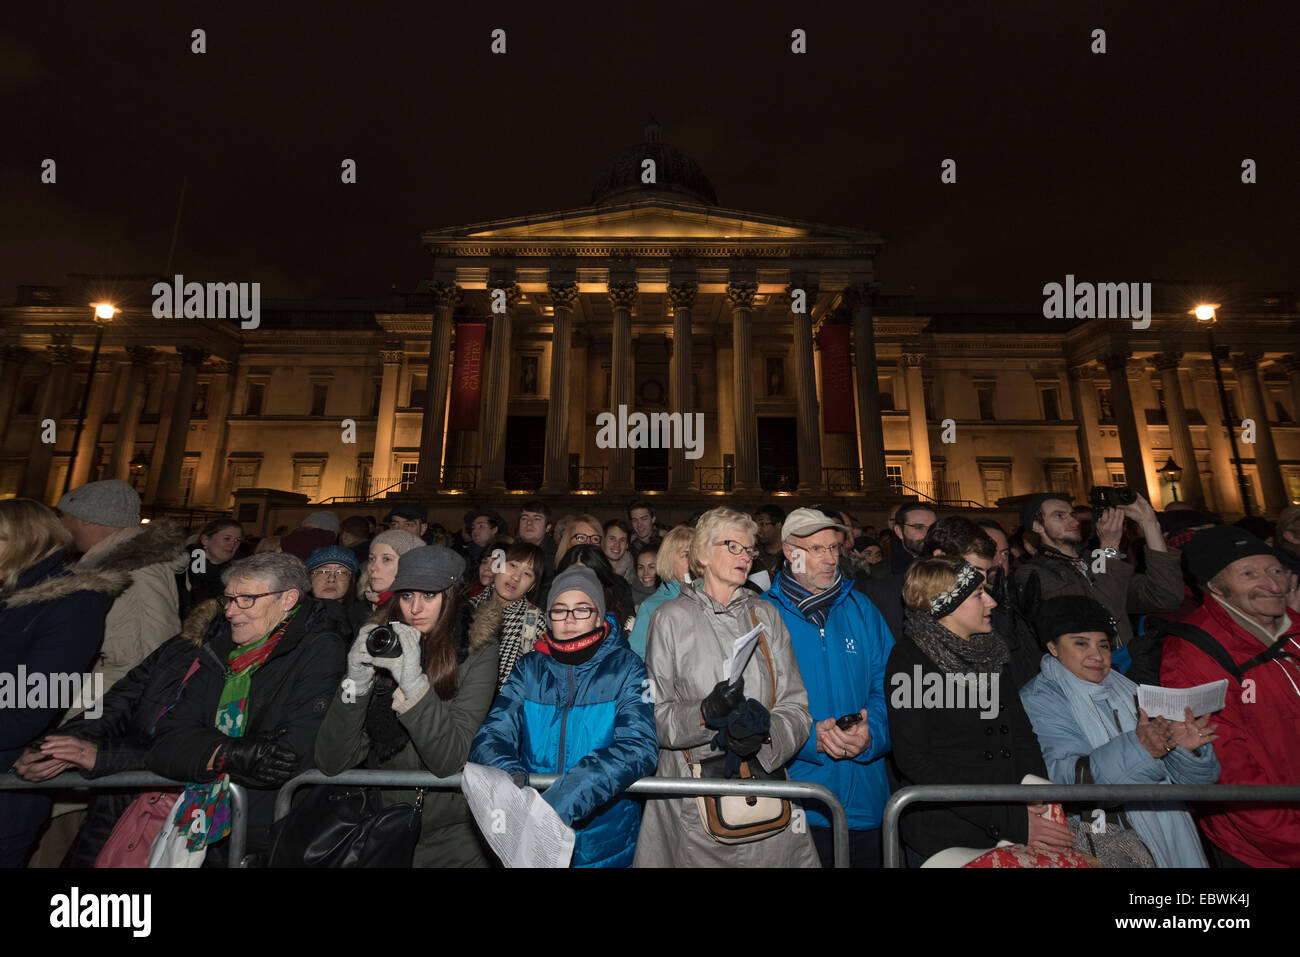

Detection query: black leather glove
(213, 728), (299, 787)
(701, 678), (745, 722)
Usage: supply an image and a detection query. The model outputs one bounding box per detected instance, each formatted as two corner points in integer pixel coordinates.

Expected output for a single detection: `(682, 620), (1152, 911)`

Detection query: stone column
(195, 358), (236, 506)
(542, 281), (579, 493)
(668, 280), (698, 492)
(20, 345), (76, 502)
(1066, 364), (1105, 488)
(0, 346), (30, 433)
(479, 280), (521, 492)
(1193, 371), (1240, 514)
(154, 347), (208, 506)
(1285, 355), (1300, 423)
(727, 281), (759, 491)
(1150, 352), (1206, 507)
(848, 285), (887, 491)
(371, 344), (403, 489)
(1102, 351), (1149, 500)
(1232, 352), (1288, 512)
(415, 281), (461, 490)
(788, 282), (823, 495)
(607, 280), (638, 493)
(68, 357), (117, 489)
(901, 352), (933, 492)
(110, 347), (154, 481)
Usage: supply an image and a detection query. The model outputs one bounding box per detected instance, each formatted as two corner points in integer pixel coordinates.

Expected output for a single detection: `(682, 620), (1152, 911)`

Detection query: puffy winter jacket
(763, 574), (894, 830)
(470, 616), (658, 867)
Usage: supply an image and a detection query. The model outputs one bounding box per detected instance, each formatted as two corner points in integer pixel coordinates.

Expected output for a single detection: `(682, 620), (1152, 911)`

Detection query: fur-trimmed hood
(76, 519), (188, 577)
(179, 597), (225, 647)
(0, 551), (133, 610)
(179, 594), (355, 652)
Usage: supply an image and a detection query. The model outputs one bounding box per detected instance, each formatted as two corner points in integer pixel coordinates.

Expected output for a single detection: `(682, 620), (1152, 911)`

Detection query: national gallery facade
(2, 125), (1298, 528)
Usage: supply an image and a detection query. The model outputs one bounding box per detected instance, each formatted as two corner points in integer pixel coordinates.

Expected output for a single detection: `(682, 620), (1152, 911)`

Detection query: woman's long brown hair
(367, 584), (465, 700)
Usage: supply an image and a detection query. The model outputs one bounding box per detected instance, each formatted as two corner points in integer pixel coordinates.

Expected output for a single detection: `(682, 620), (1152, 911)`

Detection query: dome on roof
(590, 120), (718, 207)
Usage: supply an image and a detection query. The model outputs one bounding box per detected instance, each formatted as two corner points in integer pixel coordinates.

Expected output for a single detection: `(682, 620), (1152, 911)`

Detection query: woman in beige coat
(633, 507), (818, 867)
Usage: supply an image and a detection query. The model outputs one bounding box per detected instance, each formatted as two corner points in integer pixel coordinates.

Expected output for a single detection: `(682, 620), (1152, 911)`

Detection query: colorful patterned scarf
(172, 606), (297, 850)
(778, 568), (844, 627)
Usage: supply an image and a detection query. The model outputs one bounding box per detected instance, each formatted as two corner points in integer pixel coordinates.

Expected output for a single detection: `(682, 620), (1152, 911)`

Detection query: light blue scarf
(1037, 653), (1210, 868)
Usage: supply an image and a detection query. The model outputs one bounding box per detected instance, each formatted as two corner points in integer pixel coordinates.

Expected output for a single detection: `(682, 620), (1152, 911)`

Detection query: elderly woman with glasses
(633, 507), (818, 867)
(145, 553), (349, 866)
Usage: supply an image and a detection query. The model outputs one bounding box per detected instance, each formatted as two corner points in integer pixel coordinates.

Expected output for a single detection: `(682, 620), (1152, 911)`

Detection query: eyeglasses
(794, 543), (842, 558)
(548, 605), (597, 622)
(310, 567), (352, 580)
(219, 590), (286, 610)
(570, 533), (602, 545)
(715, 540), (759, 559)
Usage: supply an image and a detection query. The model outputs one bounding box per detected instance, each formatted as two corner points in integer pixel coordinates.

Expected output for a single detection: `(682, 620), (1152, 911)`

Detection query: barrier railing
(0, 770), (251, 868)
(274, 769), (851, 867)
(882, 783), (1300, 868)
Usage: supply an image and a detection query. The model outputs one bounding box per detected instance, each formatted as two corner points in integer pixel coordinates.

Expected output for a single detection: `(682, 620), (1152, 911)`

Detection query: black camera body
(1088, 485), (1138, 512)
(365, 624), (402, 658)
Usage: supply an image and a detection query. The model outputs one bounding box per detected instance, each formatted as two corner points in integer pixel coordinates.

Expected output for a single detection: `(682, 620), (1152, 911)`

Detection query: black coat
(885, 635), (1048, 859)
(854, 569), (905, 643)
(0, 549), (127, 867)
(147, 596), (348, 863)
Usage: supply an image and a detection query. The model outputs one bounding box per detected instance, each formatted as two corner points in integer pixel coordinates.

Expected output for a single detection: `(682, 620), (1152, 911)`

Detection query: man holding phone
(762, 508), (895, 867)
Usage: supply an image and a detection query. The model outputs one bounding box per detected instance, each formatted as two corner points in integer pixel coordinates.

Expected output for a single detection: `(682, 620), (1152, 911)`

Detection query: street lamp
(1159, 455), (1183, 503)
(1191, 303), (1252, 516)
(63, 302), (117, 495)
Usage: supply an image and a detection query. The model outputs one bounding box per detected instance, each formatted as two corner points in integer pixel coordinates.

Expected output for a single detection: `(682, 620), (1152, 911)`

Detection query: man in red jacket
(1161, 526), (1300, 867)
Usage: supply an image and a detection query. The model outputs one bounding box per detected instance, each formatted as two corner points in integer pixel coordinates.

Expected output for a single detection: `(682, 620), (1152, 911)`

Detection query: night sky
(3, 1), (1296, 307)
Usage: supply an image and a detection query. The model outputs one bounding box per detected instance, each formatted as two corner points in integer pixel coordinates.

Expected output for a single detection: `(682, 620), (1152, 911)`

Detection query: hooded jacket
(1159, 598), (1300, 867)
(0, 549), (127, 868)
(632, 581), (819, 868)
(763, 573), (894, 831)
(147, 596), (348, 863)
(628, 579), (681, 659)
(74, 519), (188, 705)
(470, 615), (658, 868)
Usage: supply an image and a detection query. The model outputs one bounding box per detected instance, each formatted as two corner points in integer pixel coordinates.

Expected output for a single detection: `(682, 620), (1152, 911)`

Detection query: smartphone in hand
(835, 713), (863, 731)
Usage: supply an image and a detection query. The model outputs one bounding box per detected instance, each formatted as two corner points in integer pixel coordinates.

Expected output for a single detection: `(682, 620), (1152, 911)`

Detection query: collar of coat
(75, 519), (188, 577)
(0, 549), (133, 609)
(185, 594), (354, 665)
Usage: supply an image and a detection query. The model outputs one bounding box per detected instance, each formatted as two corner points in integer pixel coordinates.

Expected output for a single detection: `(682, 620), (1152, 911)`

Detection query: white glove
(374, 621), (429, 705)
(345, 628), (378, 697)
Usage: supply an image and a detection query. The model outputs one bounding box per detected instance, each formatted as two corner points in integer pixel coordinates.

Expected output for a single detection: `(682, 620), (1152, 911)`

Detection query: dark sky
(3, 0), (1296, 306)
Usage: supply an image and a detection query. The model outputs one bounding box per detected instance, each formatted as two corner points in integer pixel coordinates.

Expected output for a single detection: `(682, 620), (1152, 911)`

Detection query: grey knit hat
(303, 511), (340, 533)
(547, 566), (606, 621)
(389, 545), (465, 593)
(56, 479), (141, 528)
(369, 528), (425, 557)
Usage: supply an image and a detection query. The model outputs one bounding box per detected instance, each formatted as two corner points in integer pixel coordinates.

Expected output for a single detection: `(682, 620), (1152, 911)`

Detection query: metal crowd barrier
(0, 770), (251, 868)
(882, 783), (1300, 868)
(275, 769), (852, 867)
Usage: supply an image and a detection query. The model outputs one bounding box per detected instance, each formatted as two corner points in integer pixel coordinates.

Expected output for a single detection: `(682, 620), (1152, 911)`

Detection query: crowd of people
(3, 478), (1299, 868)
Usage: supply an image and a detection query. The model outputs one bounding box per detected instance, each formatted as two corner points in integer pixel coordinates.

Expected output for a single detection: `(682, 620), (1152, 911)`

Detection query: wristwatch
(1101, 547), (1122, 560)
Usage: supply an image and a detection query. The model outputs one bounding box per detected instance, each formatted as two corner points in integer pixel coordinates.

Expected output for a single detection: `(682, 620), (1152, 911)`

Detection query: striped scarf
(172, 606), (297, 850)
(778, 569), (844, 627)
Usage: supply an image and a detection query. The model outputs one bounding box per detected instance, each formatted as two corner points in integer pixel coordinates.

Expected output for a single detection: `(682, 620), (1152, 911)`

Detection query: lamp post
(63, 302), (116, 495)
(1159, 455), (1183, 503)
(1192, 303), (1252, 517)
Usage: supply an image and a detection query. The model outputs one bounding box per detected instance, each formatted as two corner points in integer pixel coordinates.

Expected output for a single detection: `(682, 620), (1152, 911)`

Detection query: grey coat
(633, 581), (819, 868)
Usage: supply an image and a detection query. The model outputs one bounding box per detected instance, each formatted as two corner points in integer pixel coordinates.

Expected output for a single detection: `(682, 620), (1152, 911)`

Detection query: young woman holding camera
(315, 546), (500, 866)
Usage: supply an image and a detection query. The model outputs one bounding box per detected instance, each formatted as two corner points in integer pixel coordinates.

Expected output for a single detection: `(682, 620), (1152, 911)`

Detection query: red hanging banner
(448, 323), (486, 431)
(818, 324), (856, 434)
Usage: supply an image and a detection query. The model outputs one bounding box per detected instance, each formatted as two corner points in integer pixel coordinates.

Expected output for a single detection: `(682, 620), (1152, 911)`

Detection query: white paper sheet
(461, 762), (576, 868)
(1137, 679), (1228, 721)
(724, 621), (765, 688)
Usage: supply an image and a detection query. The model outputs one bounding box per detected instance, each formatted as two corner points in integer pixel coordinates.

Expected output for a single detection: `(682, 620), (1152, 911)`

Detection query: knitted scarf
(173, 606), (297, 849)
(778, 569), (843, 627)
(469, 587), (544, 690)
(903, 606), (1010, 676)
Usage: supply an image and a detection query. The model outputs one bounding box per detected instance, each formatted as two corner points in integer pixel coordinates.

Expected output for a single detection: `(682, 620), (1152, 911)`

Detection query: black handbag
(267, 785), (424, 868)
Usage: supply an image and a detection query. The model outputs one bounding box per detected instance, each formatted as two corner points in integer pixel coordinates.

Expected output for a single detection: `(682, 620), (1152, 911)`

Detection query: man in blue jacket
(763, 507), (894, 867)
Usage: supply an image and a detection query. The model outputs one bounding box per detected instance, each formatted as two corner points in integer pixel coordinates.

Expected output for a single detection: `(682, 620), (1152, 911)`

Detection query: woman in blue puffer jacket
(470, 566), (658, 867)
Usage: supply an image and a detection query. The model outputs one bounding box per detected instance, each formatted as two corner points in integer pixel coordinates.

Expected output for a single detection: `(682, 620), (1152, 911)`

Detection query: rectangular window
(231, 462), (258, 490)
(400, 462), (419, 491)
(885, 464), (903, 490)
(1040, 387), (1060, 421)
(1047, 468), (1074, 497)
(245, 383), (264, 416)
(310, 383), (328, 416)
(1111, 470), (1126, 487)
(296, 465), (322, 500)
(980, 468), (1008, 505)
(976, 385), (996, 420)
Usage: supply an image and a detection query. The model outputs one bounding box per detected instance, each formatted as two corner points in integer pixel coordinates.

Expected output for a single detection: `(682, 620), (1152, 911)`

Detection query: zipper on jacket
(820, 626), (825, 652)
(555, 664), (577, 775)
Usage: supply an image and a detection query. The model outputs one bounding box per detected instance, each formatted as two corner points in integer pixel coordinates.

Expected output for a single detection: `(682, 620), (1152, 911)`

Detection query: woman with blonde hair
(0, 499), (130, 866)
(627, 524), (693, 659)
(634, 507), (818, 867)
(555, 513), (603, 565)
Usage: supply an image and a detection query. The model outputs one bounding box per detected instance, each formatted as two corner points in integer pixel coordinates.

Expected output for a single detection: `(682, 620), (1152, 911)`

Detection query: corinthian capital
(726, 281), (758, 310)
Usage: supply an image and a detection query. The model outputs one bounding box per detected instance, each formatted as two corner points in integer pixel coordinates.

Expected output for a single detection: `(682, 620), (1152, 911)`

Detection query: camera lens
(366, 625), (400, 658)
